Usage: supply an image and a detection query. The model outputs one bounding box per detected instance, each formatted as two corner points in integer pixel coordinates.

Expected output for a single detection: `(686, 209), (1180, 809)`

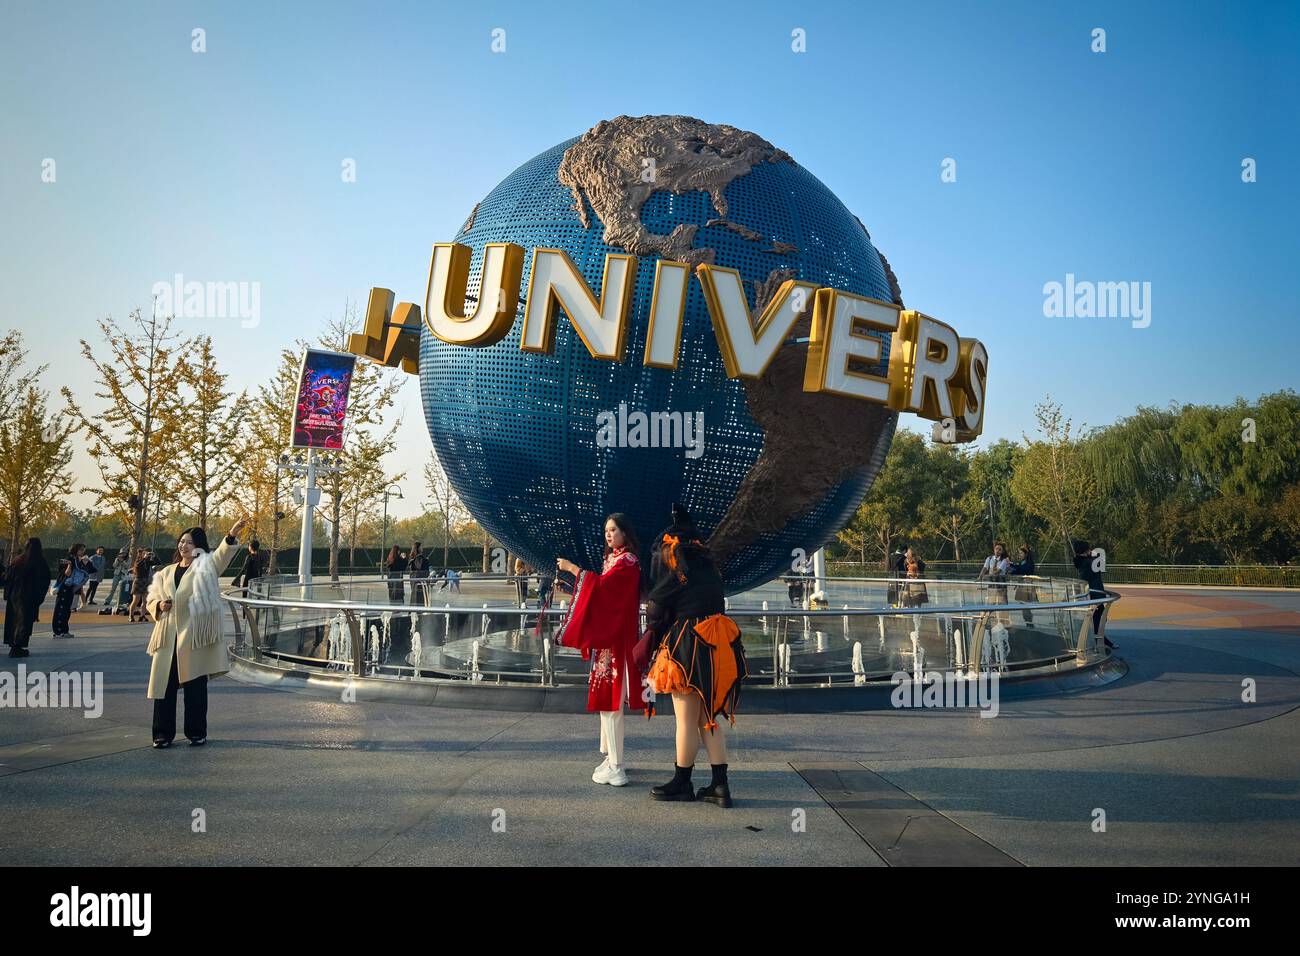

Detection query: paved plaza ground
(2, 586), (1298, 866)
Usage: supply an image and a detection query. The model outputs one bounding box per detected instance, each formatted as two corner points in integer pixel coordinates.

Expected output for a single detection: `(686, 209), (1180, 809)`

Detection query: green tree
(963, 440), (1043, 558)
(919, 444), (971, 560)
(839, 429), (933, 568)
(1196, 495), (1269, 566)
(172, 336), (247, 529)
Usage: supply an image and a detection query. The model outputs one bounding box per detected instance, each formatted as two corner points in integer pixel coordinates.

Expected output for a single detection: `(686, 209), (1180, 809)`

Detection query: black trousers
(1089, 589), (1105, 633)
(51, 585), (76, 634)
(86, 580), (100, 602)
(152, 650), (208, 743)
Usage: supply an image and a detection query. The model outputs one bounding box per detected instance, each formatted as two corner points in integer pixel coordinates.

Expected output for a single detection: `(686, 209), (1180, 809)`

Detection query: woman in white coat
(147, 518), (248, 748)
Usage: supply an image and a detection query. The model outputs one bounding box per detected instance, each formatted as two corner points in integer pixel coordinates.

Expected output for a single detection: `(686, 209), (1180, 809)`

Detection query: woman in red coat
(555, 513), (644, 787)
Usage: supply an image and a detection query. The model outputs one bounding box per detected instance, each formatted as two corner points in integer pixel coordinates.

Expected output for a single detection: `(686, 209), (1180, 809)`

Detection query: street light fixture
(982, 492), (997, 550)
(381, 485), (403, 571)
(277, 449), (341, 585)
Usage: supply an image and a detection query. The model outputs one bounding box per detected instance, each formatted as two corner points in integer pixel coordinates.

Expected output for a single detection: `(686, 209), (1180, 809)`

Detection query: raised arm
(556, 553), (640, 653)
(210, 517), (250, 576)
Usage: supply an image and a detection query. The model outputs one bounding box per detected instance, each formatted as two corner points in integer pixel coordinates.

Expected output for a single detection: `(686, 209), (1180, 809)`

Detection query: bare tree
(424, 451), (468, 570)
(0, 330), (41, 411)
(1009, 398), (1097, 561)
(62, 306), (192, 559)
(0, 383), (75, 549)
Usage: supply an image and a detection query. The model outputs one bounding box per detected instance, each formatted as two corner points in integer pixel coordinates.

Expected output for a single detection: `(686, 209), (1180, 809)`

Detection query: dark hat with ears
(667, 502), (699, 539)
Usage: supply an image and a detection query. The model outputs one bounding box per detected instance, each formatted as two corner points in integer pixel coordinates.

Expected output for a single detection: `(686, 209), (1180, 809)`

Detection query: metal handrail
(224, 576), (1114, 618)
(223, 594), (1116, 618)
(223, 576), (1119, 687)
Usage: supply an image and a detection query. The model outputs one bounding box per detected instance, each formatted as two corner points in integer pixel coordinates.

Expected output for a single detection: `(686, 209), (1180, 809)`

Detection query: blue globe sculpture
(420, 115), (899, 593)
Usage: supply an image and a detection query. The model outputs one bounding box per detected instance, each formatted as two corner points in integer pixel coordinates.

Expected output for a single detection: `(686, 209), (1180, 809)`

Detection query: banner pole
(299, 451), (318, 586)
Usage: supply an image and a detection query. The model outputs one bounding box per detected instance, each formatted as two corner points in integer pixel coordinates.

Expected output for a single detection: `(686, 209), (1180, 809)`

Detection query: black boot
(696, 764), (733, 807)
(651, 764), (696, 801)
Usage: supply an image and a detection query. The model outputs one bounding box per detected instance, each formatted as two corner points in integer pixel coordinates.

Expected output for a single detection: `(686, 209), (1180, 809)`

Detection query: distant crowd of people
(383, 542), (464, 604)
(0, 534), (272, 656)
(1, 539), (168, 651)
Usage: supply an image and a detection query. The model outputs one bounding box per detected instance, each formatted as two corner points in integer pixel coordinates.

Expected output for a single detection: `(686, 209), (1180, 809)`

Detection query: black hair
(174, 527), (211, 563)
(603, 512), (640, 558)
(9, 538), (43, 571)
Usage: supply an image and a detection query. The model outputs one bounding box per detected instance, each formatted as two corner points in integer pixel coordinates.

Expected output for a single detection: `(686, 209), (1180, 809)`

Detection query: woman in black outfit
(51, 543), (91, 638)
(128, 549), (152, 622)
(1072, 539), (1116, 649)
(385, 545), (407, 603)
(408, 543), (430, 605)
(4, 538), (52, 657)
(643, 504), (748, 807)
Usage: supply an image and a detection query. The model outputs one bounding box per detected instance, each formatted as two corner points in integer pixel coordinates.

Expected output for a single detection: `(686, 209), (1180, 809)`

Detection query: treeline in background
(830, 392), (1299, 583)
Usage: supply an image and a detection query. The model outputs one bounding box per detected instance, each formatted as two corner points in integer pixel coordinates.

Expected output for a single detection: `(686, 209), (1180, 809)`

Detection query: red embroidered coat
(557, 548), (645, 713)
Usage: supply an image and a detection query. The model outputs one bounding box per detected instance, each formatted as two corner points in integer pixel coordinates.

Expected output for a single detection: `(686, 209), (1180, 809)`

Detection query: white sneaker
(605, 764), (629, 787)
(592, 758), (611, 783)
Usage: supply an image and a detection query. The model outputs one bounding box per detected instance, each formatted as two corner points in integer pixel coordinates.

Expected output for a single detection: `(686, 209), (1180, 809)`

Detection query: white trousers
(597, 667), (630, 767)
(598, 709), (624, 767)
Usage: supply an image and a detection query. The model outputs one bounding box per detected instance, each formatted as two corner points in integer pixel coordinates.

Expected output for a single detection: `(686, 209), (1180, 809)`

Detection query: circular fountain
(223, 573), (1122, 712)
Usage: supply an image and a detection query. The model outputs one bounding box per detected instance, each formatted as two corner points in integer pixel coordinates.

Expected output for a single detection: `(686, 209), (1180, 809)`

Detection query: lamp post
(983, 492), (997, 550)
(149, 490), (176, 554)
(277, 450), (342, 586)
(381, 485), (403, 571)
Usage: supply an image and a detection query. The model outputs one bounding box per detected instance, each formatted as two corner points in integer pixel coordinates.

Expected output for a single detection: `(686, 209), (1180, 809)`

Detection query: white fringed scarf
(146, 548), (223, 653)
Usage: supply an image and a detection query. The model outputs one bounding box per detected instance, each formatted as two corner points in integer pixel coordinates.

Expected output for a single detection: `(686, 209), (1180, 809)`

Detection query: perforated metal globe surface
(420, 115), (899, 593)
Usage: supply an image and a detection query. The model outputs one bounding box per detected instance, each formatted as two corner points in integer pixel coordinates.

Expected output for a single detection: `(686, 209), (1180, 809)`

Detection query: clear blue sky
(2, 0), (1296, 519)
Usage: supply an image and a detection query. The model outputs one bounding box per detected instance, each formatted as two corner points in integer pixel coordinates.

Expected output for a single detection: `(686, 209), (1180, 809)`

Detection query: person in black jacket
(1072, 539), (1115, 649)
(643, 504), (748, 808)
(237, 539), (266, 589)
(4, 538), (52, 657)
(408, 543), (430, 605)
(51, 544), (92, 638)
(128, 549), (152, 622)
(1009, 544), (1036, 625)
